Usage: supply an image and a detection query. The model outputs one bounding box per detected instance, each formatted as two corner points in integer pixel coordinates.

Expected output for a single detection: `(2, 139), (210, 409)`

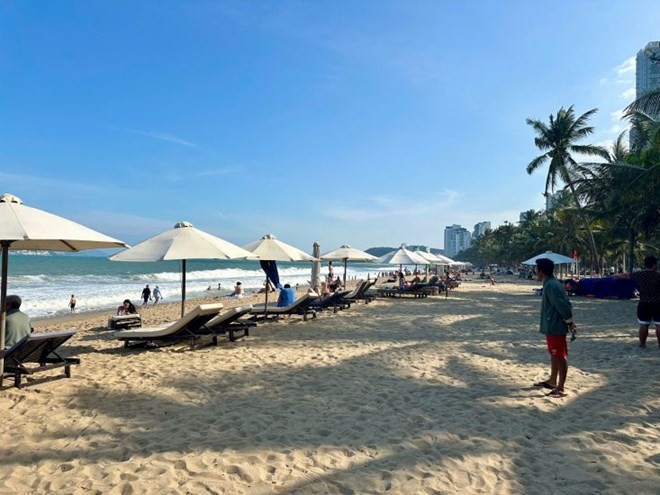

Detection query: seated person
(257, 280), (275, 294)
(410, 275), (421, 285)
(277, 283), (296, 307)
(4, 294), (32, 349)
(320, 281), (331, 297)
(330, 278), (343, 292)
(117, 299), (138, 315)
(231, 281), (245, 298)
(563, 278), (579, 296)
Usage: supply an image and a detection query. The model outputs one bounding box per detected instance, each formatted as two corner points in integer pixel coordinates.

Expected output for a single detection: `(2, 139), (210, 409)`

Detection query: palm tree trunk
(627, 230), (636, 275)
(565, 181), (601, 275)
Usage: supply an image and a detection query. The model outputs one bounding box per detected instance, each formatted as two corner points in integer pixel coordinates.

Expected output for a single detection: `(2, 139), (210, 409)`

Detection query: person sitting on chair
(277, 283), (296, 307)
(4, 295), (32, 349)
(117, 299), (138, 315)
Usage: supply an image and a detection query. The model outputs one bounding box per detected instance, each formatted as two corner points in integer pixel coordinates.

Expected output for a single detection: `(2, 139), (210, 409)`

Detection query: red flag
(572, 250), (578, 260)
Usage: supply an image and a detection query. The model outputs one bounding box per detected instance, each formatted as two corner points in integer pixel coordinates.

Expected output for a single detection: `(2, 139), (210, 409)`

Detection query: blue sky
(1, 1), (657, 252)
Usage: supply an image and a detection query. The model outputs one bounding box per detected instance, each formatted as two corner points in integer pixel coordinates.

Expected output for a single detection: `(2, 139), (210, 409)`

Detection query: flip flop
(546, 388), (567, 398)
(533, 381), (555, 389)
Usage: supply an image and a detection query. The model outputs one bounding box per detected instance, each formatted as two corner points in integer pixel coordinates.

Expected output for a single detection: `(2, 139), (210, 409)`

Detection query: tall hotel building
(444, 224), (472, 258)
(636, 41), (660, 103)
(473, 221), (491, 238)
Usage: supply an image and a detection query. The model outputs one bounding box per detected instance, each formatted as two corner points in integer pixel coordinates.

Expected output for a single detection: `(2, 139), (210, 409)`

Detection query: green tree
(526, 106), (608, 273)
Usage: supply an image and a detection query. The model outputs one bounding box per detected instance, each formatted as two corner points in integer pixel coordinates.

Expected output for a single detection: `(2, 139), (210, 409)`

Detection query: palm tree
(526, 106), (608, 274)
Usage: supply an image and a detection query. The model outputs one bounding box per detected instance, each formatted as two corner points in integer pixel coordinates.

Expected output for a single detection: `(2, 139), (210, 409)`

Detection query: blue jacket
(277, 287), (296, 307)
(540, 276), (573, 335)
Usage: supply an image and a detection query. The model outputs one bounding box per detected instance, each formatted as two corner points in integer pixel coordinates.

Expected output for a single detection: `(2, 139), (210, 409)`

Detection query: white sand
(1, 278), (658, 494)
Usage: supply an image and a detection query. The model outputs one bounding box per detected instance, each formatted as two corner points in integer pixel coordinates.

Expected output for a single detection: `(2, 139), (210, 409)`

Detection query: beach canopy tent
(0, 193), (127, 370)
(109, 221), (255, 317)
(522, 251), (576, 266)
(321, 244), (377, 287)
(242, 234), (318, 315)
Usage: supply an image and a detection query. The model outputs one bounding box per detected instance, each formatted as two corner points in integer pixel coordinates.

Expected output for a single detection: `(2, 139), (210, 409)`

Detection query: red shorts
(546, 334), (568, 358)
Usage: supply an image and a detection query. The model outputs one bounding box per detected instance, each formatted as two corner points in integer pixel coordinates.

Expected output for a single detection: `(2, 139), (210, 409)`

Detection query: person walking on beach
(533, 258), (577, 398)
(141, 284), (151, 307)
(69, 294), (77, 313)
(612, 255), (660, 348)
(4, 295), (32, 349)
(152, 286), (162, 305)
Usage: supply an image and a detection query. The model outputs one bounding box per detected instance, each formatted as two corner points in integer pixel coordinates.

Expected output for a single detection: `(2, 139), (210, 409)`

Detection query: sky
(1, 1), (658, 253)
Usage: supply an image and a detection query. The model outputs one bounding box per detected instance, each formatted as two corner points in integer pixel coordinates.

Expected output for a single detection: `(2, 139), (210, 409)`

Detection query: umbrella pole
(343, 259), (347, 288)
(0, 242), (9, 375)
(264, 276), (269, 319)
(181, 259), (186, 318)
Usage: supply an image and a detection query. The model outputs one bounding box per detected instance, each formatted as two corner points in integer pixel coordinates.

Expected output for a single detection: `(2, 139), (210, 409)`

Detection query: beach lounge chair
(249, 293), (319, 321)
(376, 283), (430, 298)
(1, 329), (80, 388)
(114, 303), (224, 349)
(200, 305), (255, 344)
(309, 290), (352, 313)
(344, 279), (378, 304)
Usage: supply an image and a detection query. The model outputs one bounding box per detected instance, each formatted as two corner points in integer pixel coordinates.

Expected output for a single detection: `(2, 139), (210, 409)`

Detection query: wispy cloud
(616, 56), (636, 78)
(120, 128), (197, 148)
(323, 189), (460, 222)
(0, 171), (104, 195)
(621, 86), (635, 101)
(194, 167), (238, 178)
(610, 108), (625, 121)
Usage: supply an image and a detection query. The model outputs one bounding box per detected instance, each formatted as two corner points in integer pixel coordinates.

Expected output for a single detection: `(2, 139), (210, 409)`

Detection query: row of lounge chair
(1, 279), (380, 388)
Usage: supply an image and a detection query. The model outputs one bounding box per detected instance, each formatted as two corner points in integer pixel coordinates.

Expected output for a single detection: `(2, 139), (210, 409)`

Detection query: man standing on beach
(612, 255), (660, 348)
(534, 258), (576, 398)
(141, 284), (151, 307)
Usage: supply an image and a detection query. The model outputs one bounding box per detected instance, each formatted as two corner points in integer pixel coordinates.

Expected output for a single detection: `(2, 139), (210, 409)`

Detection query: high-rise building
(444, 224), (472, 258)
(472, 221), (491, 238)
(636, 41), (660, 102)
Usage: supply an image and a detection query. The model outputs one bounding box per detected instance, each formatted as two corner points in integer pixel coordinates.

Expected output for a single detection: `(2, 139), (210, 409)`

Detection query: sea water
(6, 254), (387, 319)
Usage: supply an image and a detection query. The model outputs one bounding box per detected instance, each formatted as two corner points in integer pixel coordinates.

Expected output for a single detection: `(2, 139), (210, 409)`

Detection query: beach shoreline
(3, 278), (657, 494)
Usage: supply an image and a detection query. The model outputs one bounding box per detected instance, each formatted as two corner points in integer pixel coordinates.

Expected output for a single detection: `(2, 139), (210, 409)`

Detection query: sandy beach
(1, 278), (658, 494)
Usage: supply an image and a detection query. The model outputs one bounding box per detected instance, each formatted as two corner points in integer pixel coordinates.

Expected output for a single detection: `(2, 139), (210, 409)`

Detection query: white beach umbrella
(376, 245), (429, 266)
(432, 253), (457, 264)
(413, 250), (444, 264)
(242, 234), (317, 315)
(522, 250), (577, 266)
(321, 244), (377, 286)
(242, 234), (317, 262)
(0, 193), (127, 368)
(110, 221), (255, 317)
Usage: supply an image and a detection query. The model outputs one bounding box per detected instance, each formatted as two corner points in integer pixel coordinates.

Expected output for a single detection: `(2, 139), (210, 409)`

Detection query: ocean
(6, 254), (387, 319)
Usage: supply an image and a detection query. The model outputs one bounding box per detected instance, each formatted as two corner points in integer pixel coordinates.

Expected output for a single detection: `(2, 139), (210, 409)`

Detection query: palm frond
(624, 88), (660, 116)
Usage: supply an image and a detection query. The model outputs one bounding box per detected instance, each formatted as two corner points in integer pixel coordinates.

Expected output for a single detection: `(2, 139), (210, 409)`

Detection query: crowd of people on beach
(4, 257), (659, 404)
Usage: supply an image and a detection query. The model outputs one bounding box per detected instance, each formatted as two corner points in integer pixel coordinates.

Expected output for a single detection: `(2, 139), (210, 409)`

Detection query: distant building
(632, 41), (660, 148)
(472, 221), (491, 238)
(444, 224), (472, 258)
(637, 41), (660, 104)
(545, 191), (563, 212)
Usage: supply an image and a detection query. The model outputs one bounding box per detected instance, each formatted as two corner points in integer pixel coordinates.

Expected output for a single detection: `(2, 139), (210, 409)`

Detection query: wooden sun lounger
(249, 293), (319, 321)
(200, 305), (255, 343)
(309, 290), (352, 313)
(376, 284), (430, 298)
(344, 279), (378, 304)
(114, 303), (224, 349)
(1, 329), (80, 388)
